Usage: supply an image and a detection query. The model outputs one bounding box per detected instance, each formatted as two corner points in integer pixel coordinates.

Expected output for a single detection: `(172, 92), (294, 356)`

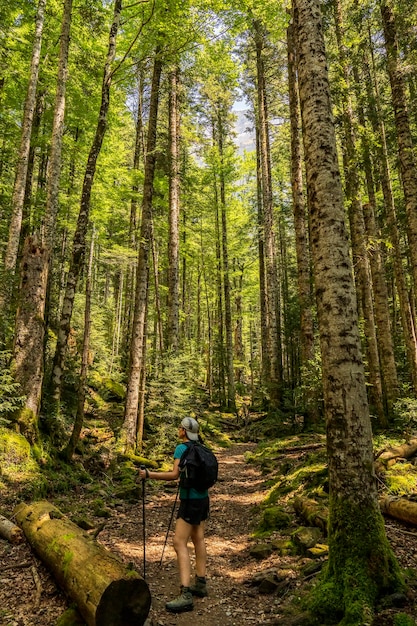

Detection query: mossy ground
(2, 395), (417, 626)
(245, 429), (417, 626)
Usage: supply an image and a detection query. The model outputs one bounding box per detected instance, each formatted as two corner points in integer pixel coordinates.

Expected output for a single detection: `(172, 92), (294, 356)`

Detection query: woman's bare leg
(190, 522), (206, 578)
(173, 518), (192, 587)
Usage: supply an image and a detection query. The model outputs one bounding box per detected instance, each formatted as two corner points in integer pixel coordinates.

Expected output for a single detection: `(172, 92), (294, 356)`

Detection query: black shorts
(177, 497), (209, 525)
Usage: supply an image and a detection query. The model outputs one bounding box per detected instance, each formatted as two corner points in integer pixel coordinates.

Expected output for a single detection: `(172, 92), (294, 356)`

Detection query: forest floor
(1, 440), (417, 625)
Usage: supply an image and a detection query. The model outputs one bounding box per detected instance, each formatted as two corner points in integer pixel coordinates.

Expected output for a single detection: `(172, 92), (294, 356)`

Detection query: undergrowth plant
(0, 351), (25, 425)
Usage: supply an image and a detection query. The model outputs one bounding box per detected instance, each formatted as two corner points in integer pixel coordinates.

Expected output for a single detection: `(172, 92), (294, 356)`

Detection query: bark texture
(293, 497), (328, 534)
(44, 0), (73, 252)
(353, 56), (398, 411)
(0, 515), (24, 544)
(217, 111), (236, 410)
(14, 501), (151, 626)
(3, 0), (46, 275)
(287, 18), (317, 422)
(333, 0), (384, 423)
(13, 236), (49, 442)
(380, 496), (417, 526)
(50, 0), (121, 410)
(381, 0), (417, 314)
(369, 13), (417, 393)
(123, 52), (162, 452)
(375, 438), (417, 473)
(293, 0), (403, 621)
(167, 67), (181, 353)
(63, 232), (94, 460)
(254, 20), (282, 406)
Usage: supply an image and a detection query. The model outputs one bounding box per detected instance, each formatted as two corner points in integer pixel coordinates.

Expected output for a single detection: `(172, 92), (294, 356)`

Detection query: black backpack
(179, 442), (218, 492)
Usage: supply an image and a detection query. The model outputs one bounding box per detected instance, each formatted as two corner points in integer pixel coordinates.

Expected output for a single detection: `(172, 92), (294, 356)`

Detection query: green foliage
(393, 614), (416, 626)
(0, 352), (26, 425)
(392, 397), (417, 433)
(383, 462), (417, 495)
(0, 427), (46, 503)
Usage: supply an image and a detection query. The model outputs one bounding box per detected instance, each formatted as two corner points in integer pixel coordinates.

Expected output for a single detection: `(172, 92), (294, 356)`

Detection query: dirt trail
(0, 442), (285, 625)
(100, 442), (282, 625)
(2, 441), (417, 625)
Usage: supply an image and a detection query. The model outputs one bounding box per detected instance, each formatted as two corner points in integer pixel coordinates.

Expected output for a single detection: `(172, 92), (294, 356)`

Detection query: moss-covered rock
(259, 506), (292, 532)
(292, 526), (323, 553)
(306, 543), (329, 559)
(250, 543), (274, 560)
(272, 538), (298, 556)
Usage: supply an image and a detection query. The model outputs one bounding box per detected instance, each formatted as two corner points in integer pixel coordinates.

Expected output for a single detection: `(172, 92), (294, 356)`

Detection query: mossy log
(118, 452), (158, 469)
(0, 514), (24, 544)
(14, 501), (151, 626)
(379, 496), (417, 526)
(375, 438), (417, 473)
(293, 497), (328, 534)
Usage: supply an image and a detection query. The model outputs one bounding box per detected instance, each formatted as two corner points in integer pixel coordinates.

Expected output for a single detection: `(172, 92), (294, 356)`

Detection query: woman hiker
(139, 417), (209, 613)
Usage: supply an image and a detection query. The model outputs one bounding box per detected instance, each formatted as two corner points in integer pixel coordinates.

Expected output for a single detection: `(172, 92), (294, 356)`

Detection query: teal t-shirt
(174, 443), (209, 499)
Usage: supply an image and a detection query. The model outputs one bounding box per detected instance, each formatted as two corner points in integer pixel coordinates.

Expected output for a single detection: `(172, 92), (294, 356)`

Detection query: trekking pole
(140, 466), (146, 579)
(159, 481), (180, 567)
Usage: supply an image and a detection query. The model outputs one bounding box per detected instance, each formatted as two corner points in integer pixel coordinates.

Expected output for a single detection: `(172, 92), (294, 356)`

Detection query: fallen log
(375, 438), (417, 473)
(293, 497), (328, 534)
(14, 501), (151, 626)
(0, 514), (24, 544)
(379, 496), (417, 526)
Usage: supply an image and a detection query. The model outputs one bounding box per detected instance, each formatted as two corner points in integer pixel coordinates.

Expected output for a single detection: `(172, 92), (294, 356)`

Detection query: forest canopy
(1, 0), (417, 457)
(3, 0), (417, 623)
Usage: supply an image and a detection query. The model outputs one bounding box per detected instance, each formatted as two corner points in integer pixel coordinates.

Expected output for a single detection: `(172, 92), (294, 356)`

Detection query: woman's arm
(139, 458), (180, 481)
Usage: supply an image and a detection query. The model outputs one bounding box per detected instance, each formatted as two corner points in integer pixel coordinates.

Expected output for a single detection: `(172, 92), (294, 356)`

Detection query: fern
(0, 351), (25, 420)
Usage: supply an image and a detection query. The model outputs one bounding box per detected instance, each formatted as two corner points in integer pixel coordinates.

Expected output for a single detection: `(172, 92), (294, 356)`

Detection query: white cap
(180, 417), (199, 441)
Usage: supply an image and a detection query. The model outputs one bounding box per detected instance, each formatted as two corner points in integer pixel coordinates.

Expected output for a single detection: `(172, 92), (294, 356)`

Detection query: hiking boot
(190, 575), (208, 598)
(165, 586), (194, 613)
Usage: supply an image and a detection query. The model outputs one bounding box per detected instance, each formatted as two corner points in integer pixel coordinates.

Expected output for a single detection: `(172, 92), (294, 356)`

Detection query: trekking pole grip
(140, 465), (149, 479)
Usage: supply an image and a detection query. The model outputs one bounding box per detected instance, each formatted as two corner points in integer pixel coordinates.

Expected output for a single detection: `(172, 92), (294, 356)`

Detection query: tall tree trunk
(293, 0), (403, 622)
(15, 0), (73, 431)
(122, 69), (145, 367)
(255, 124), (270, 396)
(287, 18), (317, 424)
(352, 55), (398, 413)
(48, 0), (122, 418)
(63, 230), (94, 461)
(167, 67), (181, 353)
(44, 0), (73, 253)
(254, 20), (282, 408)
(217, 110), (236, 411)
(2, 0), (46, 278)
(136, 308), (148, 452)
(201, 225), (213, 402)
(110, 270), (124, 372)
(365, 31), (417, 393)
(333, 0), (385, 424)
(12, 236), (48, 443)
(150, 220), (164, 357)
(22, 91), (45, 242)
(381, 0), (417, 312)
(122, 52), (163, 453)
(233, 260), (245, 387)
(213, 159), (226, 407)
